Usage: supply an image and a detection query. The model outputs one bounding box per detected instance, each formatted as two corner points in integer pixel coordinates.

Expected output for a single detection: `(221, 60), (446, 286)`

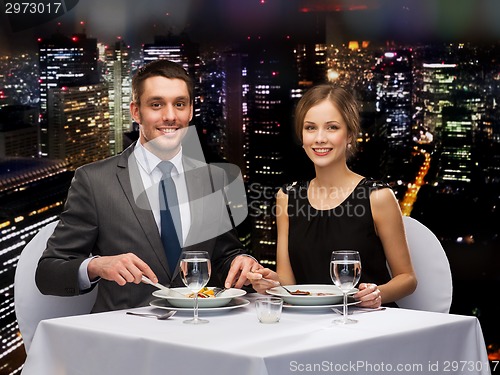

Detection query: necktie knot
(158, 160), (175, 177)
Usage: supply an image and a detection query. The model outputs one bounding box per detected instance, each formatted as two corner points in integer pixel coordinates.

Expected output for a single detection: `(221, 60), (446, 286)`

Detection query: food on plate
(289, 290), (336, 296)
(186, 287), (215, 298)
(290, 290), (311, 295)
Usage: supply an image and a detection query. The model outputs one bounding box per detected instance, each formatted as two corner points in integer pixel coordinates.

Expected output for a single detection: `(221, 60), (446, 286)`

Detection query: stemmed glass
(179, 251), (211, 324)
(330, 250), (362, 324)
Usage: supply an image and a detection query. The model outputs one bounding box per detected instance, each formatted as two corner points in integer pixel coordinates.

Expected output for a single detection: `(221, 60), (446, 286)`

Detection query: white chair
(394, 216), (453, 313)
(14, 221), (98, 353)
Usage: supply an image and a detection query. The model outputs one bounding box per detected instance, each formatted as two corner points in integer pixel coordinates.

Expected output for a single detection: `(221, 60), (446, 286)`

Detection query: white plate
(150, 297), (250, 311)
(266, 284), (357, 306)
(152, 287), (247, 308)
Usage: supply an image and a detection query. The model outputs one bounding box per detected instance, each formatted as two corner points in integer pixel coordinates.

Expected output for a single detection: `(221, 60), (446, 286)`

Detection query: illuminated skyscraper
(421, 62), (457, 136)
(245, 38), (296, 264)
(143, 35), (185, 64)
(223, 51), (250, 178)
(38, 33), (99, 157)
(142, 34), (199, 76)
(294, 43), (328, 94)
(421, 45), (487, 187)
(104, 40), (132, 155)
(439, 107), (473, 183)
(48, 84), (110, 169)
(373, 50), (412, 150)
(372, 49), (413, 176)
(0, 159), (71, 374)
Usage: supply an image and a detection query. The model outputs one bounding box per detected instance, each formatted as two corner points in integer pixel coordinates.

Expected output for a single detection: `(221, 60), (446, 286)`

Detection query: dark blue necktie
(158, 161), (182, 273)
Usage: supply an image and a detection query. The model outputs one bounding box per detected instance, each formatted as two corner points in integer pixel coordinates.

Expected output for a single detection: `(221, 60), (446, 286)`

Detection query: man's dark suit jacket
(35, 142), (244, 312)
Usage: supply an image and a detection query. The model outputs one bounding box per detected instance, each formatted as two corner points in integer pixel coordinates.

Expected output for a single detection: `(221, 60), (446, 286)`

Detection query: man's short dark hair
(131, 59), (194, 106)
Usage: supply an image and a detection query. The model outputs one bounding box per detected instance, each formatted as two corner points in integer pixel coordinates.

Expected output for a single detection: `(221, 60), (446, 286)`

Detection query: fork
(262, 278), (294, 295)
(212, 287), (228, 297)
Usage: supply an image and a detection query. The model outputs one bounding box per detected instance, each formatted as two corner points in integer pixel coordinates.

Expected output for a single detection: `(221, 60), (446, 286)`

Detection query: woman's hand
(354, 283), (382, 308)
(246, 268), (280, 294)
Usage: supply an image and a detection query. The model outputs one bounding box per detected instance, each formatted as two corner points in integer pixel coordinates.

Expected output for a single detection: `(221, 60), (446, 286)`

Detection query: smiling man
(131, 65), (193, 160)
(35, 59), (260, 312)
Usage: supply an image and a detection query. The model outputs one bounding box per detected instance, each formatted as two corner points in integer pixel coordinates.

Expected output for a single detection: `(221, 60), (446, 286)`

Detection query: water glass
(255, 297), (283, 324)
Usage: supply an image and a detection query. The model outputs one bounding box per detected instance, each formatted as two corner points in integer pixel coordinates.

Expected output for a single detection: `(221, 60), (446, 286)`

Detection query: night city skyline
(1, 1), (499, 373)
(2, 0), (500, 53)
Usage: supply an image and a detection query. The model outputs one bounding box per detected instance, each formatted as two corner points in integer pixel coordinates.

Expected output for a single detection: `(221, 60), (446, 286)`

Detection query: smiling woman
(301, 99), (351, 168)
(247, 84), (417, 310)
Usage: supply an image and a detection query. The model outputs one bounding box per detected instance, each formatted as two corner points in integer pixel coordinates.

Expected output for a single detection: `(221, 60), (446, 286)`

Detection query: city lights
(1, 1), (499, 371)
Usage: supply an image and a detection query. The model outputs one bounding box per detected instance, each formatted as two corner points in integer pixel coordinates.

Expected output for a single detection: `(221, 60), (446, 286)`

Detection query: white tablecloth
(23, 294), (491, 375)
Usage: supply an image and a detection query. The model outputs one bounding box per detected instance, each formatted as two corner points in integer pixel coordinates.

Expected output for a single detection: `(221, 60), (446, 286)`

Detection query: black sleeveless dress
(284, 178), (393, 288)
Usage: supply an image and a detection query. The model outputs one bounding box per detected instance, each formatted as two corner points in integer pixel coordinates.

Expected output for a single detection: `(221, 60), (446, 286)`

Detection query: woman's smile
(312, 147), (333, 156)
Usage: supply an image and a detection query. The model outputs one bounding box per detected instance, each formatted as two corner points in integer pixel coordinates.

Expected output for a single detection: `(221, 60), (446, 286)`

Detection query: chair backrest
(394, 216), (453, 313)
(14, 221), (98, 353)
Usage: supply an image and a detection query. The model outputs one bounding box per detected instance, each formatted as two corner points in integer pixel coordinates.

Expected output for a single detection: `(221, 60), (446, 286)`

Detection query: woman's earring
(347, 144), (352, 149)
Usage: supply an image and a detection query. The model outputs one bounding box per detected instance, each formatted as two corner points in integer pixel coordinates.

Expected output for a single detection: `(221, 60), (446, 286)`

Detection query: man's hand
(224, 255), (262, 289)
(88, 253), (158, 286)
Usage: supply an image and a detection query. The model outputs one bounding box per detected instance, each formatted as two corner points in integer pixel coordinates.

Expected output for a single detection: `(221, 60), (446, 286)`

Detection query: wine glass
(179, 251), (211, 324)
(330, 250), (361, 324)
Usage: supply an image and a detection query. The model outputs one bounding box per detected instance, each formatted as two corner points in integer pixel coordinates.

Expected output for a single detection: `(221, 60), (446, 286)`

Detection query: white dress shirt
(133, 141), (191, 242)
(78, 142), (192, 289)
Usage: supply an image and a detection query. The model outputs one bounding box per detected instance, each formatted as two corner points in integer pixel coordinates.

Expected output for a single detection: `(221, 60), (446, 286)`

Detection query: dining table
(22, 293), (492, 375)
